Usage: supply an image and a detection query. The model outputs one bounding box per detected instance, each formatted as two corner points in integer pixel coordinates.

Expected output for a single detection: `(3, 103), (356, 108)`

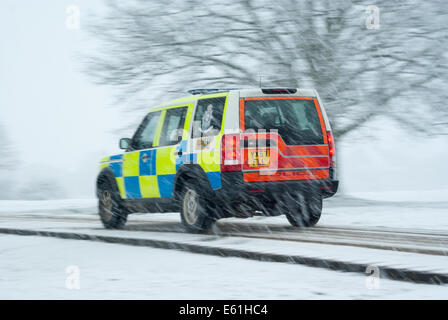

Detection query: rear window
(243, 99), (324, 145)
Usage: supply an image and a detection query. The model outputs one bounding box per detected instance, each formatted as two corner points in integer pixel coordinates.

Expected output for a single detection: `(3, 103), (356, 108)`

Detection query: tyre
(284, 192), (322, 227)
(179, 180), (215, 233)
(97, 177), (128, 229)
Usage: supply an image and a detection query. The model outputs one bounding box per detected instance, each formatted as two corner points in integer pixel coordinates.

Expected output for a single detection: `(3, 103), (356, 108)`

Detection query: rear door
(190, 96), (227, 190)
(154, 105), (190, 198)
(239, 97), (330, 182)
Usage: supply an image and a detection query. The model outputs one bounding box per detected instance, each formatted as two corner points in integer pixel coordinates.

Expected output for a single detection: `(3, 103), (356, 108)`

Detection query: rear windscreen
(244, 99), (324, 145)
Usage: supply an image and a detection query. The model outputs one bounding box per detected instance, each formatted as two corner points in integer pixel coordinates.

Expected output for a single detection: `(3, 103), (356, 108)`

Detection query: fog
(0, 0), (447, 199)
(0, 1), (124, 198)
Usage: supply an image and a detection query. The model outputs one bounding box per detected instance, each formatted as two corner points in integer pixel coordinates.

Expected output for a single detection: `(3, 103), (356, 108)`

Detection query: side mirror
(119, 138), (131, 150)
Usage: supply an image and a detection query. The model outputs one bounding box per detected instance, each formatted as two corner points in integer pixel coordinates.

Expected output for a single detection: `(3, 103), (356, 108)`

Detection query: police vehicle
(96, 88), (338, 232)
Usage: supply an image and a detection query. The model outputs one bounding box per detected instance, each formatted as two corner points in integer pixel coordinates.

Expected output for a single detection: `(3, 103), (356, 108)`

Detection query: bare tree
(86, 0), (448, 138)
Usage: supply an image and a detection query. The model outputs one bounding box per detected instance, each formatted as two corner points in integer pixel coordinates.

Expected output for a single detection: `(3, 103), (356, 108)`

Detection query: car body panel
(98, 88), (338, 205)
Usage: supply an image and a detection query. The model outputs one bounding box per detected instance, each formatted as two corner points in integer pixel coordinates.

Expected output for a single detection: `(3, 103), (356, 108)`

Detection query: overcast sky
(1, 1), (447, 199)
(0, 1), (127, 197)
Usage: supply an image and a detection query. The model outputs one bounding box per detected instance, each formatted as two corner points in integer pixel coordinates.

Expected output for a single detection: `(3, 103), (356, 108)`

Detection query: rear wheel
(284, 192), (322, 227)
(98, 177), (128, 229)
(180, 181), (215, 233)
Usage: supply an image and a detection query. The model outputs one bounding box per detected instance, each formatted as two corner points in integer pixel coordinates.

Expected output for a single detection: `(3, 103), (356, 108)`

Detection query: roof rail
(187, 88), (240, 95)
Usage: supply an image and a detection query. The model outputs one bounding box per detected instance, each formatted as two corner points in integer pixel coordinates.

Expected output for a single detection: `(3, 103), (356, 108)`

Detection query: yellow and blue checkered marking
(124, 176), (141, 198)
(109, 154), (123, 177)
(98, 91), (231, 200)
(175, 140), (197, 170)
(100, 140), (222, 200)
(139, 149), (157, 175)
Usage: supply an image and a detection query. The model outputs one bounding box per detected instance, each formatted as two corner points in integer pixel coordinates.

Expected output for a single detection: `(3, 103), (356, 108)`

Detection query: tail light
(327, 131), (336, 168)
(221, 134), (241, 172)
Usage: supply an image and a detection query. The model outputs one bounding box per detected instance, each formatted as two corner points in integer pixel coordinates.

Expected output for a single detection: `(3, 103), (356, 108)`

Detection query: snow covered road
(1, 191), (448, 298)
(1, 234), (447, 299)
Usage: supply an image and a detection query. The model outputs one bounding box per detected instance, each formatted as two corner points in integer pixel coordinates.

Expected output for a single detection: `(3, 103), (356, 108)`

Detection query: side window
(159, 107), (188, 147)
(192, 97), (226, 138)
(131, 111), (161, 150)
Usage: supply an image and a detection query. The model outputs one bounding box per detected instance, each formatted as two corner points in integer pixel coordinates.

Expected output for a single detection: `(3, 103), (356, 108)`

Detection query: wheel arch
(173, 164), (214, 201)
(96, 167), (119, 198)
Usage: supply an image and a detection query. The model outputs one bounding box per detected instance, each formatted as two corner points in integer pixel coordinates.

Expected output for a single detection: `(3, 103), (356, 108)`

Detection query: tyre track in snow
(1, 214), (448, 256)
(125, 221), (448, 256)
(1, 225), (448, 286)
(1, 214), (448, 285)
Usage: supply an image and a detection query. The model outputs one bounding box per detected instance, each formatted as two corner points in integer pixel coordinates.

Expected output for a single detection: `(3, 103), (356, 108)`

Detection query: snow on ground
(1, 192), (448, 299)
(1, 190), (448, 232)
(0, 199), (96, 215)
(320, 193), (448, 231)
(344, 189), (448, 203)
(216, 191), (448, 231)
(0, 234), (447, 300)
(2, 216), (447, 275)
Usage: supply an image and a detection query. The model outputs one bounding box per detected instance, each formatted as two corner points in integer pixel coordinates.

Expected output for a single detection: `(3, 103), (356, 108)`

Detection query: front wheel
(284, 192), (322, 227)
(180, 182), (215, 233)
(98, 177), (128, 229)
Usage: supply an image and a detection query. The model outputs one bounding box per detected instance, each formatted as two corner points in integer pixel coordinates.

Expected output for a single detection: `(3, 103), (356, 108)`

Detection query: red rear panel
(239, 97), (330, 182)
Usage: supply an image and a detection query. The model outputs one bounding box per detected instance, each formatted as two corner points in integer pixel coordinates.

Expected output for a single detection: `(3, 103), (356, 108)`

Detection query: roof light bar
(261, 88), (297, 94)
(187, 88), (240, 95)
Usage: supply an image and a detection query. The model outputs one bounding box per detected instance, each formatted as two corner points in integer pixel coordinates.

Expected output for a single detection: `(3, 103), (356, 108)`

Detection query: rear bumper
(216, 171), (339, 203)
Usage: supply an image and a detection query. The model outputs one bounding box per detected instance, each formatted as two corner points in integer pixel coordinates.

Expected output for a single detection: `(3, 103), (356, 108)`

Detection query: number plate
(248, 150), (270, 167)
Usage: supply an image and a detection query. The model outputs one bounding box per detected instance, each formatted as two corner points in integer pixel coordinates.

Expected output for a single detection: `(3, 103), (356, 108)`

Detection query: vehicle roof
(150, 88), (318, 111)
